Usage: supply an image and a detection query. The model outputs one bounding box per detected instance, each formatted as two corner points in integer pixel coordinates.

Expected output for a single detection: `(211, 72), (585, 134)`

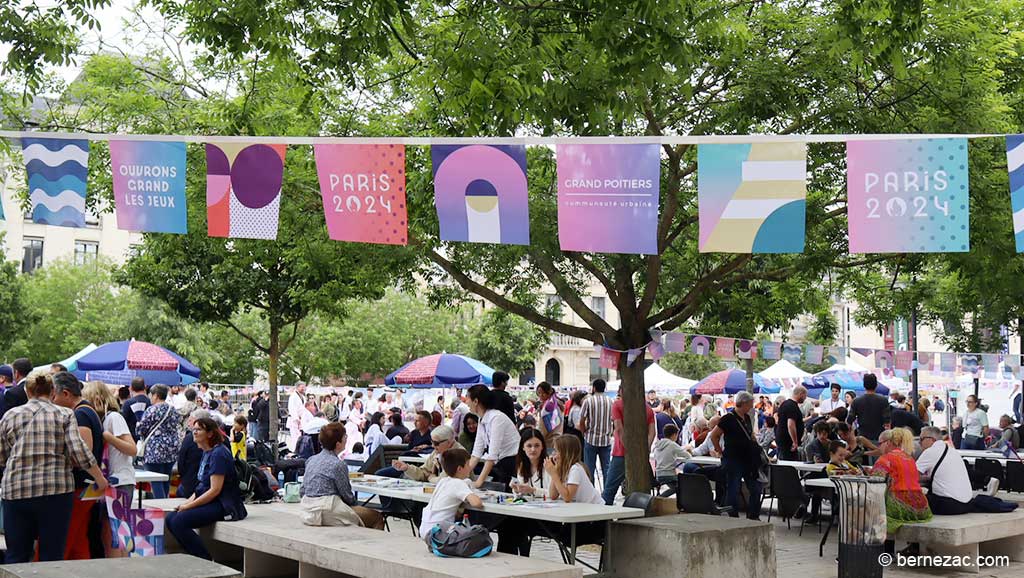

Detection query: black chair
(359, 443), (410, 474)
(623, 491), (655, 515)
(676, 473), (731, 515)
(1005, 460), (1024, 493)
(975, 458), (1005, 490)
(770, 465), (809, 532)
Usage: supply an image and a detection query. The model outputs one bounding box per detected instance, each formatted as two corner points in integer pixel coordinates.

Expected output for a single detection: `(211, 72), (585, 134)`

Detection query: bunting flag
(847, 138), (970, 253)
(1004, 354), (1021, 378)
(22, 137), (89, 227)
(206, 142), (286, 239)
(556, 144), (660, 255)
(982, 353), (999, 376)
(664, 332), (686, 353)
(762, 341), (782, 360)
(782, 344), (803, 363)
(940, 352), (957, 373)
(917, 352), (935, 371)
(874, 350), (894, 371)
(314, 144), (408, 245)
(1009, 135), (1024, 251)
(598, 347), (619, 369)
(736, 339), (758, 360)
(432, 144), (529, 245)
(627, 348), (643, 366)
(805, 345), (824, 365)
(698, 142), (806, 253)
(648, 339), (664, 361)
(852, 347), (874, 357)
(895, 350), (913, 371)
(110, 140), (187, 233)
(825, 346), (846, 365)
(690, 335), (711, 355)
(714, 338), (735, 359)
(960, 354), (980, 375)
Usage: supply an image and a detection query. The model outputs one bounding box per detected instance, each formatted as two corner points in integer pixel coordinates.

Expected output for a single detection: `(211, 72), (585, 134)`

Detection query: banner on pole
(805, 345), (824, 365)
(206, 142), (286, 239)
(648, 339), (664, 361)
(940, 352), (957, 373)
(1009, 135), (1024, 251)
(917, 352), (935, 371)
(698, 142), (806, 253)
(960, 354), (980, 375)
(110, 140), (187, 234)
(556, 144), (660, 254)
(847, 138), (969, 253)
(627, 348), (643, 366)
(825, 347), (846, 365)
(982, 353), (999, 376)
(22, 137), (89, 227)
(895, 350), (913, 371)
(432, 145), (529, 245)
(782, 344), (803, 363)
(599, 347), (619, 369)
(315, 144), (408, 245)
(874, 350), (894, 371)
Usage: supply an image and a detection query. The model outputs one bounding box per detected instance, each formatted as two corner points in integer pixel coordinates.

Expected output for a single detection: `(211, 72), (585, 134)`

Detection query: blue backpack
(424, 521), (493, 558)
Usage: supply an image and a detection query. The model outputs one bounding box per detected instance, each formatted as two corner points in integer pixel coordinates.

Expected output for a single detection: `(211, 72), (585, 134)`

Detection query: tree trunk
(617, 356), (651, 493)
(268, 325), (280, 458)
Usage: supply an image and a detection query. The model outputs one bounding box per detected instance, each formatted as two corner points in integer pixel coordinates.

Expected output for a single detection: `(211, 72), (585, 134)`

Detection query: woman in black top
(710, 391), (762, 520)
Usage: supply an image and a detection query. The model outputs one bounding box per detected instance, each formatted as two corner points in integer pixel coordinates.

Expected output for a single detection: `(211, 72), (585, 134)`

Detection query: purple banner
(556, 144), (660, 254)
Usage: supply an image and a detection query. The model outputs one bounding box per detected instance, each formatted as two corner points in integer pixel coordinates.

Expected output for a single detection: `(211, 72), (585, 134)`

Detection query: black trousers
(2, 492), (74, 563)
(777, 446), (799, 461)
(927, 493), (972, 515)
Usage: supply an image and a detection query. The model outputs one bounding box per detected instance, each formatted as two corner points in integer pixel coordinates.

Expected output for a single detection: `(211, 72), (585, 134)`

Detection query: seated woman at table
(497, 428), (550, 556)
(871, 427), (932, 537)
(166, 417), (247, 560)
(834, 423), (879, 468)
(825, 441), (863, 476)
(544, 435), (605, 546)
(459, 412), (478, 450)
(300, 422), (384, 529)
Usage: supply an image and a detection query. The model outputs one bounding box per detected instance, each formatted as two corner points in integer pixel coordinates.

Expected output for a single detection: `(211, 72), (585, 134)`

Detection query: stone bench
(894, 509), (1024, 573)
(605, 514), (776, 578)
(153, 500), (581, 578)
(0, 554), (240, 578)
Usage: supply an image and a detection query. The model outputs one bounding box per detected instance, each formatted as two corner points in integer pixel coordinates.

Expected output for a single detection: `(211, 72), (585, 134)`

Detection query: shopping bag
(105, 488), (166, 556)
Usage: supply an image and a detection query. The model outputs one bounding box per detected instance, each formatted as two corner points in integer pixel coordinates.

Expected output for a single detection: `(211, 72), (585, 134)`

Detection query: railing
(548, 332), (594, 349)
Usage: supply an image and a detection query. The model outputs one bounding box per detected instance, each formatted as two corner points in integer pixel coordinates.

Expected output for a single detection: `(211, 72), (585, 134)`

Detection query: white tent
(607, 363), (696, 392)
(760, 359), (811, 379)
(815, 358), (869, 375)
(34, 343), (98, 374)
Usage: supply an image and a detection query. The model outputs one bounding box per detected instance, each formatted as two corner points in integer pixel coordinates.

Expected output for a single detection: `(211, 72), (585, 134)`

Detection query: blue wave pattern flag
(22, 137), (89, 227)
(1008, 135), (1024, 251)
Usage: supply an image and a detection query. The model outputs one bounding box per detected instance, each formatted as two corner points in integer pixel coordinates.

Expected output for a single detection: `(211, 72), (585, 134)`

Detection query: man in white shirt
(287, 382), (312, 452)
(916, 426), (972, 515)
(819, 383), (846, 415)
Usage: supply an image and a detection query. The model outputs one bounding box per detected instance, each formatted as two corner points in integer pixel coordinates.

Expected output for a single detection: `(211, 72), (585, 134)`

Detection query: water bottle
(277, 471), (285, 487)
(462, 514), (470, 527)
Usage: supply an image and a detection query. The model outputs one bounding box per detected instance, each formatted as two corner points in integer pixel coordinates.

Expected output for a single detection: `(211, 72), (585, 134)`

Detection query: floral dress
(871, 449), (932, 533)
(136, 402), (182, 465)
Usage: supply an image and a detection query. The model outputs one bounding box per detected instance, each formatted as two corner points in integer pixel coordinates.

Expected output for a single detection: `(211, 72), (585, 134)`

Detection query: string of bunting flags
(2, 130), (1023, 257)
(596, 330), (1024, 381)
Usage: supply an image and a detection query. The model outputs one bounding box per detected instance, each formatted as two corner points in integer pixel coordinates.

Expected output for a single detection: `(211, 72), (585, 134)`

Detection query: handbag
(283, 482), (302, 503)
(138, 404), (173, 459)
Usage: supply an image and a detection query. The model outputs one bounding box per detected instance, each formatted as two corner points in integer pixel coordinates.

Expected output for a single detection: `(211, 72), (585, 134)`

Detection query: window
(22, 237), (43, 273)
(74, 241), (99, 265)
(589, 357), (609, 382)
(591, 296), (606, 320)
(544, 358), (561, 386)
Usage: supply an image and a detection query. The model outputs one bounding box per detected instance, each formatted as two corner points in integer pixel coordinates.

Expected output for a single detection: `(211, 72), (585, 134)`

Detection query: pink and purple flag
(315, 144), (408, 245)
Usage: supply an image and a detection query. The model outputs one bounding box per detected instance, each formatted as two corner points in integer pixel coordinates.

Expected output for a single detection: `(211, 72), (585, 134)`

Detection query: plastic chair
(623, 491), (655, 515)
(769, 465), (809, 531)
(1005, 460), (1024, 493)
(676, 473), (731, 515)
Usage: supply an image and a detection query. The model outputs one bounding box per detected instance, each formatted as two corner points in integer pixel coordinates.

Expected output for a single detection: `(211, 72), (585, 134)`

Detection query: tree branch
(532, 252), (618, 338)
(648, 254), (752, 327)
(425, 248), (601, 343)
(219, 318), (269, 354)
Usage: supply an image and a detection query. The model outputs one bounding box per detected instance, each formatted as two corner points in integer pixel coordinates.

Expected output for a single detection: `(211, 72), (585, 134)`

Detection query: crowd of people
(0, 358), (251, 563)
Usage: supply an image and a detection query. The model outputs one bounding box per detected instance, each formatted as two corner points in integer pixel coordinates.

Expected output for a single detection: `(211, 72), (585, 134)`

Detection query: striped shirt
(579, 394), (614, 447)
(0, 398), (98, 500)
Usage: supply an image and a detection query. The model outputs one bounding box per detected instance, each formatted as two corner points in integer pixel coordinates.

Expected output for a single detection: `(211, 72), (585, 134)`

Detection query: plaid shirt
(0, 398), (97, 500)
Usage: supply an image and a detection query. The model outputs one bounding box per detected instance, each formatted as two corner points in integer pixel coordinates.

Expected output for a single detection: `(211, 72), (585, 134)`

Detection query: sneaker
(986, 478), (1000, 496)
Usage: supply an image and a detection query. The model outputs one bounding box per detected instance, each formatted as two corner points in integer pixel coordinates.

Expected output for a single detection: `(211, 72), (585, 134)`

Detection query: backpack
(424, 521), (494, 558)
(235, 455), (275, 502)
(250, 440), (276, 467)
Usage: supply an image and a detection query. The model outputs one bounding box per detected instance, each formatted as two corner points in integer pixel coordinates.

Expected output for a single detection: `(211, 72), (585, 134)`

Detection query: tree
(658, 353), (725, 382)
(17, 0), (1024, 492)
(470, 308), (549, 375)
(278, 290), (476, 383)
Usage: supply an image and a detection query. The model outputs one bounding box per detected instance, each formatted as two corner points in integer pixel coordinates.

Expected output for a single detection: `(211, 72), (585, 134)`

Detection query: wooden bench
(154, 500), (582, 578)
(0, 554), (239, 578)
(894, 509), (1024, 573)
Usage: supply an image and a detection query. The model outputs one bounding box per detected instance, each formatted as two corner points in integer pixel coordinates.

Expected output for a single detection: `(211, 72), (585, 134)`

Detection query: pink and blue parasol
(74, 340), (200, 385)
(691, 368), (779, 395)
(385, 353), (495, 388)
